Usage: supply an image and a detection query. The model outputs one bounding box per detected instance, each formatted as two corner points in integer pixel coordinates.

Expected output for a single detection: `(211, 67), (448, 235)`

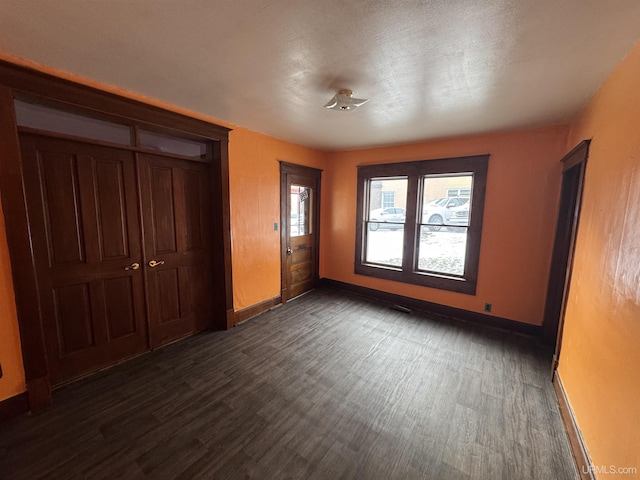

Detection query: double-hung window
(355, 154), (489, 294)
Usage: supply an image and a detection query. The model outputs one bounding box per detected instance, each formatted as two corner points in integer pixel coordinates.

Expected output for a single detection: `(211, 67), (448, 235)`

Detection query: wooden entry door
(138, 153), (213, 347)
(20, 134), (148, 385)
(280, 162), (321, 302)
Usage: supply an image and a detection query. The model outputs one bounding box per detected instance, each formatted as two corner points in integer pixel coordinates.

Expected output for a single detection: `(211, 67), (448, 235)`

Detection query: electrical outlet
(484, 303), (492, 313)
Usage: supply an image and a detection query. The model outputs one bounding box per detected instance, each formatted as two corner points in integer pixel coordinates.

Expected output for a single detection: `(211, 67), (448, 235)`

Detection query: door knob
(286, 247), (292, 255)
(124, 262), (140, 271)
(148, 260), (165, 267)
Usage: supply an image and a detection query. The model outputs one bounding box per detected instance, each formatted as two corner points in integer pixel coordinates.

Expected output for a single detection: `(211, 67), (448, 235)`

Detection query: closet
(0, 62), (233, 407)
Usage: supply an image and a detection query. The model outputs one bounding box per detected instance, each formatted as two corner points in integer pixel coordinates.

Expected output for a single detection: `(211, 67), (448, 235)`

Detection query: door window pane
(290, 185), (312, 237)
(14, 99), (132, 145)
(365, 177), (407, 267)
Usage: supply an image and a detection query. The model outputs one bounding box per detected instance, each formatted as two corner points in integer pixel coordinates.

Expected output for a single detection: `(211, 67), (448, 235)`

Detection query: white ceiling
(1, 1), (639, 151)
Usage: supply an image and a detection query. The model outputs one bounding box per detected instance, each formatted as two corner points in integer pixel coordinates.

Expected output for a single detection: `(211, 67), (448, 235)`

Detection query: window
(446, 188), (471, 197)
(14, 98), (132, 145)
(355, 155), (489, 294)
(381, 191), (395, 208)
(14, 96), (210, 159)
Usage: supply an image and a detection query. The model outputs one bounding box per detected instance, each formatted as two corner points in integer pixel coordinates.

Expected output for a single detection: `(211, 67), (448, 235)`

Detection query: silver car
(369, 207), (406, 230)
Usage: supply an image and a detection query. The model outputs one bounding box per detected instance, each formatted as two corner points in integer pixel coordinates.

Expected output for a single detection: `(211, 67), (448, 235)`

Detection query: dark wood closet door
(20, 134), (148, 385)
(138, 153), (213, 347)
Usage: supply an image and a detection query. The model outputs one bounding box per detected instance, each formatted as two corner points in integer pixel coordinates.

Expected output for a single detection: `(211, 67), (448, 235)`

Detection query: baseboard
(553, 373), (594, 480)
(0, 391), (29, 422)
(26, 376), (52, 412)
(234, 295), (282, 325)
(320, 278), (541, 337)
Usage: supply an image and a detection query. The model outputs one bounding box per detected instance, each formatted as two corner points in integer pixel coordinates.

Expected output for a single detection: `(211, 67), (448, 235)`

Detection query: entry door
(138, 153), (213, 347)
(280, 163), (321, 302)
(20, 134), (148, 385)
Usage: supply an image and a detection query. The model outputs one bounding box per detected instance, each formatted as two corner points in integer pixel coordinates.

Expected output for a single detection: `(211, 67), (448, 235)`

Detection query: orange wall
(558, 41), (640, 475)
(0, 201), (26, 401)
(323, 126), (569, 325)
(228, 127), (326, 310)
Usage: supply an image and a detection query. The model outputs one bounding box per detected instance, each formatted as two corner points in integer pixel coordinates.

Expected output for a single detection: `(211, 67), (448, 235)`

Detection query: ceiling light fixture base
(324, 89), (369, 111)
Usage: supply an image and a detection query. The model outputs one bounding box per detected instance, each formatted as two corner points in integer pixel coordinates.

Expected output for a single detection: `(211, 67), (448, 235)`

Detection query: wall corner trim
(552, 373), (595, 480)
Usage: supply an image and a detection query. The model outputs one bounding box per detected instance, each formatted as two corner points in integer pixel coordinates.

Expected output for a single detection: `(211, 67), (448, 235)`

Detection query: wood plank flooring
(0, 288), (578, 479)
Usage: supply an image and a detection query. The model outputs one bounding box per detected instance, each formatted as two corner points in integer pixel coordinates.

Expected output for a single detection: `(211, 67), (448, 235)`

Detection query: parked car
(369, 207), (406, 230)
(423, 197), (469, 230)
(447, 202), (469, 226)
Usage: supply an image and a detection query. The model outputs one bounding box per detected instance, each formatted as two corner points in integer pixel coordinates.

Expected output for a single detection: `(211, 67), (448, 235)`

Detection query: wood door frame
(543, 140), (590, 375)
(280, 162), (322, 303)
(0, 61), (234, 411)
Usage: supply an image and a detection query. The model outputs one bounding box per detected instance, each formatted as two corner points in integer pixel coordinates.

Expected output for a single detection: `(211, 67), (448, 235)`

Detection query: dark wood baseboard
(0, 392), (29, 422)
(26, 376), (52, 413)
(234, 295), (282, 325)
(224, 308), (236, 330)
(320, 278), (542, 337)
(553, 373), (594, 480)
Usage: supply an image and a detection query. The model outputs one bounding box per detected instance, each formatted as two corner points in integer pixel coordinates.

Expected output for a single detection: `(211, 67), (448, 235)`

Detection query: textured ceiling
(1, 0), (639, 151)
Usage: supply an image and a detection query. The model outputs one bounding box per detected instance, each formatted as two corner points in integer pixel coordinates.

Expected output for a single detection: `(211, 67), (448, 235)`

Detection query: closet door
(20, 134), (148, 385)
(138, 153), (213, 347)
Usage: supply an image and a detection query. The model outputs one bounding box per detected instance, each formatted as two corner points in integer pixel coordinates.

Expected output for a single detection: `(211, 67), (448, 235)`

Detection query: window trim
(355, 154), (489, 295)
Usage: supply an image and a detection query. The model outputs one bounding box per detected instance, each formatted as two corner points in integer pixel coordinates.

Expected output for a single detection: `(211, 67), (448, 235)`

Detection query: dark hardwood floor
(0, 288), (578, 479)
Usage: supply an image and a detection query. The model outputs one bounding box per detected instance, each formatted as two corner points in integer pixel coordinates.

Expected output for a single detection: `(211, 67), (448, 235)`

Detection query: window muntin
(355, 155), (488, 295)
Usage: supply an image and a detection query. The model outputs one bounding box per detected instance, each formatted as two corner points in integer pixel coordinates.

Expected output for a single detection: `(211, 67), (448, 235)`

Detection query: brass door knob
(124, 262), (140, 271)
(148, 260), (165, 267)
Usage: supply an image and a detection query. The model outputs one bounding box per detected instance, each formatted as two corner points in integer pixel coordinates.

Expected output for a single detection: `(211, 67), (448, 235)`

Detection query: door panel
(281, 164), (321, 302)
(39, 152), (85, 266)
(139, 153), (213, 347)
(20, 134), (148, 385)
(53, 283), (94, 354)
(94, 159), (131, 260)
(157, 268), (181, 323)
(103, 276), (138, 339)
(149, 165), (178, 254)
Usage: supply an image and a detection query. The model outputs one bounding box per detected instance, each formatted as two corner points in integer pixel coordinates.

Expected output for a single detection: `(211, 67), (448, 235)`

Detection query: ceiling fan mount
(324, 89), (369, 111)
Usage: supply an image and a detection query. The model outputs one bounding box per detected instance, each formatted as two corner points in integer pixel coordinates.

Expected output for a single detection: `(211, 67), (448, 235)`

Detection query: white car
(369, 207), (406, 230)
(423, 197), (469, 230)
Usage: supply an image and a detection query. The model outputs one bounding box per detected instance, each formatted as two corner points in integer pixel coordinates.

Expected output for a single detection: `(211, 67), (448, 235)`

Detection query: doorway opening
(543, 140), (590, 374)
